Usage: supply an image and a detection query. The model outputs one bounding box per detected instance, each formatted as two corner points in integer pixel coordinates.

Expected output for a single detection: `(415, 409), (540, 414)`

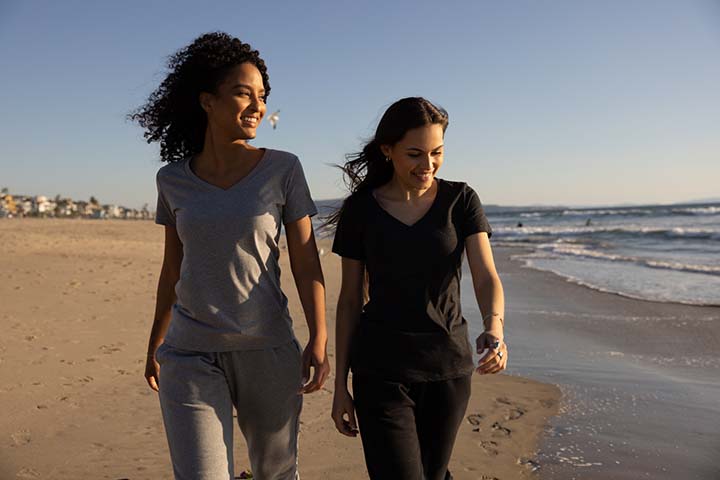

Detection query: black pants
(352, 373), (472, 480)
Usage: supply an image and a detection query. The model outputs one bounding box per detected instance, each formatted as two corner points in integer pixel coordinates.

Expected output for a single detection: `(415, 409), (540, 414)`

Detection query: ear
(379, 144), (392, 158)
(199, 92), (214, 113)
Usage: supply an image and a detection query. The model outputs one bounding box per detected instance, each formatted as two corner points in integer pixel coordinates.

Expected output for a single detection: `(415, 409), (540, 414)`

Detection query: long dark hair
(129, 32), (270, 162)
(326, 97), (449, 227)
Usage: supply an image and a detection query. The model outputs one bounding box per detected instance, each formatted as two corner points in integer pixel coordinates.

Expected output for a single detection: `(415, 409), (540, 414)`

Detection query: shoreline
(509, 247), (720, 308)
(473, 246), (720, 479)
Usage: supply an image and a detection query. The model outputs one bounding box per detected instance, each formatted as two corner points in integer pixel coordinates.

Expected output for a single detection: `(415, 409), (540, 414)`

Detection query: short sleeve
(155, 171), (176, 226)
(283, 157), (318, 224)
(461, 185), (492, 239)
(332, 196), (365, 261)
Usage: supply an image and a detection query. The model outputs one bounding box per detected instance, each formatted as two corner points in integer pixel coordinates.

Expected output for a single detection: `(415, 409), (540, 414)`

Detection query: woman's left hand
(300, 337), (330, 394)
(475, 330), (508, 374)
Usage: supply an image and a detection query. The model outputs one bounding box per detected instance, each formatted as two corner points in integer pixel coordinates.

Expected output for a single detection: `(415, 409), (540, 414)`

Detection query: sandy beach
(0, 219), (559, 480)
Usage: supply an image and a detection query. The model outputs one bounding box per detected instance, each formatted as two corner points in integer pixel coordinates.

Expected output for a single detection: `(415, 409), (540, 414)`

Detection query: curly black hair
(129, 32), (270, 162)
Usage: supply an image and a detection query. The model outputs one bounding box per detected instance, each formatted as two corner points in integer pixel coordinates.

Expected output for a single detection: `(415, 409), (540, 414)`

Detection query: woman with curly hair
(131, 32), (329, 480)
(330, 97), (507, 479)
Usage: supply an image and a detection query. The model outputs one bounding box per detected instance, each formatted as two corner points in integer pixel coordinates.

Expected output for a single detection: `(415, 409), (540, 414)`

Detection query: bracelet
(482, 312), (504, 327)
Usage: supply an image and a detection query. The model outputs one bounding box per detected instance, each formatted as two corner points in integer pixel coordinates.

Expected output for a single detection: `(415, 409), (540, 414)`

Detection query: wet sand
(466, 247), (720, 480)
(0, 219), (559, 480)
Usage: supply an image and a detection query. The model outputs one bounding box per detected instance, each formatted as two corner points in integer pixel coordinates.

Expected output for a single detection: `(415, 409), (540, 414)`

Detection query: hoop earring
(385, 156), (391, 163)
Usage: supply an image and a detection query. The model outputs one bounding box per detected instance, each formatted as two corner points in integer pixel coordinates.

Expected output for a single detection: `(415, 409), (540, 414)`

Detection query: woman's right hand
(144, 352), (160, 392)
(331, 387), (359, 437)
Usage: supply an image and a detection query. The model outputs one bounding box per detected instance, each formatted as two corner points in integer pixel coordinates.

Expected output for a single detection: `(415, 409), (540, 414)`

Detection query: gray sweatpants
(155, 340), (303, 480)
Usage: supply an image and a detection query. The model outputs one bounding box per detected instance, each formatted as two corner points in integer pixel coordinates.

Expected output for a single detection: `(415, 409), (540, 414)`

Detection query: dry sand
(0, 219), (559, 479)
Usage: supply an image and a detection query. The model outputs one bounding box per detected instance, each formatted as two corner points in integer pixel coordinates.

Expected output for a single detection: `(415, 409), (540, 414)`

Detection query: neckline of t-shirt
(370, 178), (445, 228)
(183, 148), (272, 192)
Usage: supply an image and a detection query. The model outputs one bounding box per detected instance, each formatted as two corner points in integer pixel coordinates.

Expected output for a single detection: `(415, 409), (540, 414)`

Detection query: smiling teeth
(243, 117), (257, 123)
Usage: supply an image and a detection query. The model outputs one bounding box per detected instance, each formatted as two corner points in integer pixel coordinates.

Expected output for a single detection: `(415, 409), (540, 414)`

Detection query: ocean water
(316, 199), (720, 305)
(485, 202), (720, 306)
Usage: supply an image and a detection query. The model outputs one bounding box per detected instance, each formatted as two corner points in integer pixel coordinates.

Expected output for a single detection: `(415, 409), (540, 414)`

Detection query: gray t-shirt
(155, 149), (317, 351)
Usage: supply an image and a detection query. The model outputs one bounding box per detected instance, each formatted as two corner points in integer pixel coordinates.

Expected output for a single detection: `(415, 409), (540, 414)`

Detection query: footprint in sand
(518, 457), (540, 472)
(15, 467), (40, 478)
(491, 421), (511, 437)
(478, 440), (499, 456)
(505, 407), (526, 421)
(495, 396), (512, 405)
(466, 413), (484, 425)
(466, 413), (484, 431)
(11, 430), (31, 446)
(100, 343), (125, 354)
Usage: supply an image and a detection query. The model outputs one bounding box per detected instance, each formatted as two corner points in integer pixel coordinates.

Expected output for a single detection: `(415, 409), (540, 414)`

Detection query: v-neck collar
(184, 148), (270, 192)
(370, 179), (443, 228)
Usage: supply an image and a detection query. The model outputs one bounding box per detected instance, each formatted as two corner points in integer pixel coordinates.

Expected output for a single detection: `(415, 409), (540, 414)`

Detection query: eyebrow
(406, 145), (444, 152)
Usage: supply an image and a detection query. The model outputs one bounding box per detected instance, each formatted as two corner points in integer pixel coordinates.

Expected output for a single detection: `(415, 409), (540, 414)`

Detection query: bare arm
(465, 232), (508, 374)
(331, 257), (364, 437)
(144, 225), (183, 391)
(285, 216), (329, 394)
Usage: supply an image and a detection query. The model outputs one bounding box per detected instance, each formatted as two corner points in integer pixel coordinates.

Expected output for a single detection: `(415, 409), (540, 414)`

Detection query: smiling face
(200, 62), (267, 142)
(381, 123), (445, 192)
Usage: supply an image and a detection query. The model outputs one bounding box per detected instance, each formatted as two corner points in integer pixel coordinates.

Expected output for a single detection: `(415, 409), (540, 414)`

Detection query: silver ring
(497, 351), (504, 359)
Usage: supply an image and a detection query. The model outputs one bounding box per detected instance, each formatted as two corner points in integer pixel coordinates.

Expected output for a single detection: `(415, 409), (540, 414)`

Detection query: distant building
(0, 194), (17, 217)
(0, 189), (152, 220)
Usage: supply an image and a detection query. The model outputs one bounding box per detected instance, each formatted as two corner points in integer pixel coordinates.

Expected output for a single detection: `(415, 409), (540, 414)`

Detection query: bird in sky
(267, 110), (280, 130)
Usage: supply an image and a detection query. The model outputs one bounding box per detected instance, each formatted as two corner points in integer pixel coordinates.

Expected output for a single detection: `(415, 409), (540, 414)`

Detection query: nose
(247, 95), (265, 114)
(247, 98), (260, 113)
(420, 154), (433, 170)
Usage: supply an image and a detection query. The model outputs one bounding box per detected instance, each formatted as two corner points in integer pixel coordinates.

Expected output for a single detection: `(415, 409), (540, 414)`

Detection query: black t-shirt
(332, 179), (492, 382)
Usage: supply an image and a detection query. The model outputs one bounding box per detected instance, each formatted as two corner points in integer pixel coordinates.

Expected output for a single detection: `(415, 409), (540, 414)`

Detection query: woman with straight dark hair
(131, 32), (329, 480)
(330, 97), (507, 479)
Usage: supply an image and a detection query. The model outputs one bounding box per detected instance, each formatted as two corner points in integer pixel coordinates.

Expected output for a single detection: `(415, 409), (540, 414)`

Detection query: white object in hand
(477, 348), (491, 362)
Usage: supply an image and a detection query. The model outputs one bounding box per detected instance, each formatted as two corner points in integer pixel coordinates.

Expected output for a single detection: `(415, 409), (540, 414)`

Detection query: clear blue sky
(1, 0), (719, 208)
